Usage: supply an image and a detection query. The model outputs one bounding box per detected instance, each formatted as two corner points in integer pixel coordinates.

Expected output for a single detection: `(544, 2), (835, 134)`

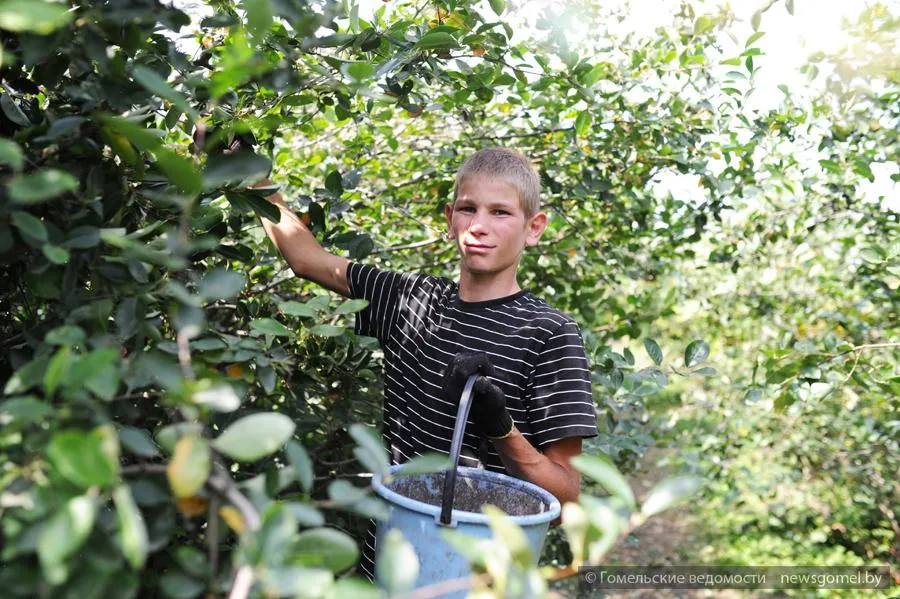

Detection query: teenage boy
(256, 147), (598, 580)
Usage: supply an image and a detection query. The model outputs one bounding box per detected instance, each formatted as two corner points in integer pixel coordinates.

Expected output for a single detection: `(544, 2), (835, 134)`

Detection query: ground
(548, 447), (745, 599)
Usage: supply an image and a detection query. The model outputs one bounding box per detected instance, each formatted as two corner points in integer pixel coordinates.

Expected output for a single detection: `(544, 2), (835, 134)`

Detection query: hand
(442, 352), (514, 439)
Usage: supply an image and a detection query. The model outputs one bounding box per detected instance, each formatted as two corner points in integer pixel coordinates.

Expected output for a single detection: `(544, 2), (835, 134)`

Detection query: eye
(493, 209), (511, 216)
(457, 206), (475, 213)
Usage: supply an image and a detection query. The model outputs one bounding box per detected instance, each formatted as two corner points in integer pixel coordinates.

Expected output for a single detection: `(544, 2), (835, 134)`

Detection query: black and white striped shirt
(348, 263), (599, 580)
(348, 262), (599, 472)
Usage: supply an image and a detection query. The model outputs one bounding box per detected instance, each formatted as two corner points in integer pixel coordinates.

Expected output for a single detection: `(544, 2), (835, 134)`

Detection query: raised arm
(253, 180), (350, 297)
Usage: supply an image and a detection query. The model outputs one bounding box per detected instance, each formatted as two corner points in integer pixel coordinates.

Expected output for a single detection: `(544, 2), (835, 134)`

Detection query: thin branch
(374, 237), (443, 254)
(176, 329), (196, 381)
(208, 494), (220, 590)
(395, 573), (490, 599)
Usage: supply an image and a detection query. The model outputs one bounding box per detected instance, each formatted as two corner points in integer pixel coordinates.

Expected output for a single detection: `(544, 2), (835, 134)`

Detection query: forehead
(456, 176), (522, 208)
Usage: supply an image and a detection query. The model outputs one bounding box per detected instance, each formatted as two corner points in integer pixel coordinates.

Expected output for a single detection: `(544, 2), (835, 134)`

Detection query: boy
(257, 147), (598, 580)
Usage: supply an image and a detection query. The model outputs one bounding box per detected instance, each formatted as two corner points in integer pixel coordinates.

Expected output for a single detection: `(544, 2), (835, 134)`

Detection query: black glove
(442, 352), (515, 440)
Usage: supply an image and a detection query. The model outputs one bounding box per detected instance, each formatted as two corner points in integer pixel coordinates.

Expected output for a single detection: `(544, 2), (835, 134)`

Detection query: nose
(468, 210), (488, 235)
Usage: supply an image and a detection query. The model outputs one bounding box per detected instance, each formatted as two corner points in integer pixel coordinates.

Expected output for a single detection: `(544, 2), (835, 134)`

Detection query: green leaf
(786, 0), (794, 15)
(113, 485), (149, 569)
(260, 566), (333, 597)
(694, 366), (717, 377)
(198, 269), (245, 301)
(0, 138), (24, 170)
(334, 299), (369, 315)
(244, 0), (273, 39)
(119, 426), (160, 458)
(155, 147), (202, 195)
(192, 381), (241, 412)
(310, 324), (345, 337)
(80, 348), (121, 400)
(325, 169), (342, 195)
(203, 152), (272, 189)
(484, 505), (533, 566)
(279, 301), (319, 317)
(392, 453), (452, 477)
(583, 64), (605, 86)
(0, 0), (73, 34)
(327, 578), (383, 599)
(641, 476), (703, 517)
(350, 424), (389, 478)
(250, 318), (293, 337)
(415, 31), (459, 50)
(693, 15), (714, 35)
(0, 395), (52, 424)
(131, 66), (197, 120)
(174, 546), (210, 579)
(47, 428), (119, 488)
(64, 225), (101, 248)
(42, 244), (70, 264)
(212, 412), (296, 462)
(342, 61), (375, 82)
(156, 422), (204, 454)
(745, 31), (765, 47)
(860, 247), (885, 264)
(37, 495), (97, 585)
(643, 339), (663, 365)
(489, 0), (506, 15)
(295, 528), (359, 572)
(286, 440), (314, 492)
(245, 193), (281, 222)
(684, 340), (710, 368)
(375, 529), (419, 593)
(99, 115), (161, 151)
(0, 92), (29, 126)
(286, 502), (325, 527)
(159, 571), (205, 599)
(166, 435), (211, 497)
(11, 211), (48, 243)
(571, 454), (636, 510)
(575, 111), (592, 136)
(4, 356), (49, 394)
(751, 10), (761, 31)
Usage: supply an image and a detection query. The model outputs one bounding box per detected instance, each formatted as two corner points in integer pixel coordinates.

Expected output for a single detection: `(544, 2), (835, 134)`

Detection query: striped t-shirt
(347, 262), (599, 579)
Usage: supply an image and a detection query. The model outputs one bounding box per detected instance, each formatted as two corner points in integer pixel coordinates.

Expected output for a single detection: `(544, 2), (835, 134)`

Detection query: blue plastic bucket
(371, 376), (561, 597)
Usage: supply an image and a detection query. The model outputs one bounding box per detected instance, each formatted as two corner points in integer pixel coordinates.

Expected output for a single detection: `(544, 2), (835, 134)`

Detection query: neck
(457, 268), (521, 303)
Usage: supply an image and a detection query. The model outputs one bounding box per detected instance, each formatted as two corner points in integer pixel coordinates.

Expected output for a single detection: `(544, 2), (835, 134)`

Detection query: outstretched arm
(253, 180), (350, 297)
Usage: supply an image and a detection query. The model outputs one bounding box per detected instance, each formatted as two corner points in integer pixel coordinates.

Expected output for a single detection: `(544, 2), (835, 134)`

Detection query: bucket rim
(372, 465), (561, 526)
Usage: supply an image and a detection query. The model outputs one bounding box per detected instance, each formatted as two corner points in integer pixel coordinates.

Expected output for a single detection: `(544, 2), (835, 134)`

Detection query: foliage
(0, 0), (896, 596)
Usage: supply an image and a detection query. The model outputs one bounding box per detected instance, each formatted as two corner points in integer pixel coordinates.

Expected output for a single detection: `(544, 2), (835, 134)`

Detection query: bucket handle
(439, 374), (478, 527)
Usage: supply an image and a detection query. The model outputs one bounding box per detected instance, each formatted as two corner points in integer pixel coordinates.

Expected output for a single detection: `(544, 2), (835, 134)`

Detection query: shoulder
(348, 262), (452, 294)
(507, 293), (581, 336)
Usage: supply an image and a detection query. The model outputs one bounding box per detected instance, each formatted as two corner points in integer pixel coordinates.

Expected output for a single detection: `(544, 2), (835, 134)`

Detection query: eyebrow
(456, 198), (518, 210)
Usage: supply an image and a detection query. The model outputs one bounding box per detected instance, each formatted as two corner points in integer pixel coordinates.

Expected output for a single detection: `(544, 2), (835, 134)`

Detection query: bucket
(372, 376), (561, 597)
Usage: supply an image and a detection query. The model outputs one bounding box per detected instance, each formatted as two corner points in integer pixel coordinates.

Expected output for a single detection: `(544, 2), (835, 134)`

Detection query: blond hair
(452, 147), (541, 216)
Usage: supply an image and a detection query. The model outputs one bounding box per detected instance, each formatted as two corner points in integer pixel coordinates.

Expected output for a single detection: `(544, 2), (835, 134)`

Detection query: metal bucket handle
(439, 374), (478, 526)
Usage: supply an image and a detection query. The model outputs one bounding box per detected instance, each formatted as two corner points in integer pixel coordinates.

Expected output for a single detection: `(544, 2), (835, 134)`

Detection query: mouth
(463, 243), (494, 253)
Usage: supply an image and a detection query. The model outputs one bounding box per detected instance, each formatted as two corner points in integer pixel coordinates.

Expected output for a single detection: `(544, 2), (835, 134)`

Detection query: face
(444, 176), (547, 279)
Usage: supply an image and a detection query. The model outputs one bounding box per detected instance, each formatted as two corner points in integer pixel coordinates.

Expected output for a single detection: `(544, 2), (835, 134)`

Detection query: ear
(524, 211), (548, 247)
(444, 202), (455, 238)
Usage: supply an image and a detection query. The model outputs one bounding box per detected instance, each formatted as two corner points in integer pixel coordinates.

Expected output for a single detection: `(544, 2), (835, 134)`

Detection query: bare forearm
(252, 179), (350, 296)
(492, 429), (580, 506)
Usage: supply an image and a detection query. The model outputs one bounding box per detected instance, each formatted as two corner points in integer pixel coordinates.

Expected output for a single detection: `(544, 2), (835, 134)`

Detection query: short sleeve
(346, 262), (420, 347)
(526, 320), (599, 448)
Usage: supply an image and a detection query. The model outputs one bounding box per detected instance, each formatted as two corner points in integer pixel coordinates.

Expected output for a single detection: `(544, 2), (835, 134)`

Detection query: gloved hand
(442, 352), (515, 440)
